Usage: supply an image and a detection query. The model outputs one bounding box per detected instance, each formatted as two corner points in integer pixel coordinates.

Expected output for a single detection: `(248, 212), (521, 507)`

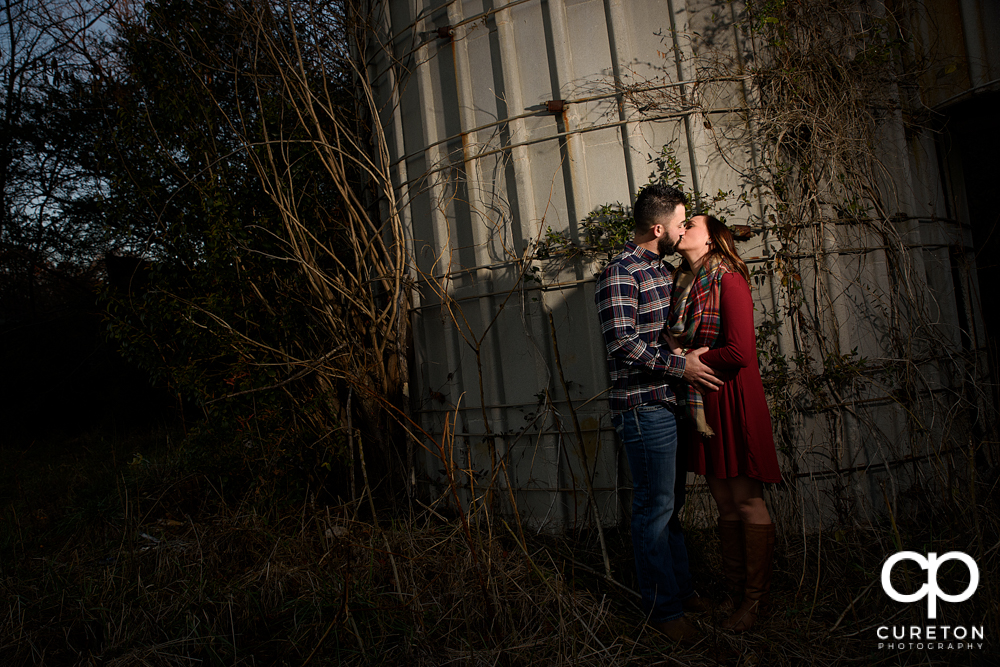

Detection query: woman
(667, 214), (782, 632)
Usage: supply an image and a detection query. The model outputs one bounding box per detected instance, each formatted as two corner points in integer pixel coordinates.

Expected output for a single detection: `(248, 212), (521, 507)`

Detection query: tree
(0, 0), (112, 315)
(99, 0), (409, 498)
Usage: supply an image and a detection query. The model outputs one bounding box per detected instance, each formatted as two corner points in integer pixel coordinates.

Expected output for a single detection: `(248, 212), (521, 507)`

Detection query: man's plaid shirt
(595, 241), (686, 415)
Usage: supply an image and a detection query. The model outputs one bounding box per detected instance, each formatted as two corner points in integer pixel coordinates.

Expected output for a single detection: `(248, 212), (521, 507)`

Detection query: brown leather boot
(722, 522), (774, 632)
(718, 519), (745, 614)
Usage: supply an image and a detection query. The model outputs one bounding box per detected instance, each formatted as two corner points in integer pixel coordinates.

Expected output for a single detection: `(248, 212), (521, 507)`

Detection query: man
(594, 184), (721, 641)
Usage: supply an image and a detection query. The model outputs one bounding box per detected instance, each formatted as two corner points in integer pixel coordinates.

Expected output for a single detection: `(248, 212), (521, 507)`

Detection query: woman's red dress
(685, 273), (782, 483)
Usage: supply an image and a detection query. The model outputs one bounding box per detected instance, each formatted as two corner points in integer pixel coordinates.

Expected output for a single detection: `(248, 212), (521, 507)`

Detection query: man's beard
(657, 234), (676, 256)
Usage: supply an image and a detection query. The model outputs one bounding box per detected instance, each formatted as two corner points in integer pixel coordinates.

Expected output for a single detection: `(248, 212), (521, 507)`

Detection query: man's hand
(683, 347), (722, 393)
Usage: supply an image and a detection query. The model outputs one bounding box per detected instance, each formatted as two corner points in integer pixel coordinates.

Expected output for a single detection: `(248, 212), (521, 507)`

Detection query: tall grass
(2, 429), (996, 666)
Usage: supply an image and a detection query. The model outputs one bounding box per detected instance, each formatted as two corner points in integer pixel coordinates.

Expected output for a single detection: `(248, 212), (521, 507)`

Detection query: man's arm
(595, 263), (686, 378)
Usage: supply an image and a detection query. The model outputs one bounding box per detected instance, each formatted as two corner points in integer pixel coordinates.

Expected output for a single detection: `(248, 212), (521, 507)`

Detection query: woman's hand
(662, 330), (684, 356)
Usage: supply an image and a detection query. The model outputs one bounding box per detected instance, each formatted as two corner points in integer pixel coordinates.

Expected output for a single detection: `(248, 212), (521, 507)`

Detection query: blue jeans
(613, 403), (694, 622)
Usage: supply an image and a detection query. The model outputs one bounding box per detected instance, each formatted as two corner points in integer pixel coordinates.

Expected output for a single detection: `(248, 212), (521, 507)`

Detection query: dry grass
(2, 432), (997, 666)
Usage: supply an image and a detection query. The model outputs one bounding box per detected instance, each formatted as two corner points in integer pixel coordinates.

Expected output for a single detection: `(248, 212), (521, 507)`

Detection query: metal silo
(362, 0), (998, 532)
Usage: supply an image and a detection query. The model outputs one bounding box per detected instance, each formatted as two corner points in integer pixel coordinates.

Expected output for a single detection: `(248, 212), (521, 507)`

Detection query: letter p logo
(881, 551), (979, 619)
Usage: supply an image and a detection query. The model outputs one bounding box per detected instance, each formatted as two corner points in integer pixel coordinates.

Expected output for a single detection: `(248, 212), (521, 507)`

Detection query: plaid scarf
(668, 255), (730, 437)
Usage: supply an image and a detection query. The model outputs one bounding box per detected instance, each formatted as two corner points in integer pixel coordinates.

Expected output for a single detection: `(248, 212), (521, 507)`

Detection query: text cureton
(876, 626), (984, 641)
(878, 643), (981, 650)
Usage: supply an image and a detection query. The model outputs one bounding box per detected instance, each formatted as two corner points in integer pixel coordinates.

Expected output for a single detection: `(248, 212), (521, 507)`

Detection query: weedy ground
(1, 429), (996, 666)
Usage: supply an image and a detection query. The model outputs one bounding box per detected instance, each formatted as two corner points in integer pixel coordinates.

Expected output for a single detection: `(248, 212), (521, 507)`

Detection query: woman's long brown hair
(700, 214), (751, 282)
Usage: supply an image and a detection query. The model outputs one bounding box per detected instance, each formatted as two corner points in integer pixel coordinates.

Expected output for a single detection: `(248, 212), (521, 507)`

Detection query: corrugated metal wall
(365, 0), (998, 531)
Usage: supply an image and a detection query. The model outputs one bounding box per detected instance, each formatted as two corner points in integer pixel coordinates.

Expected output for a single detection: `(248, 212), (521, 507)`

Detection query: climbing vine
(536, 0), (997, 527)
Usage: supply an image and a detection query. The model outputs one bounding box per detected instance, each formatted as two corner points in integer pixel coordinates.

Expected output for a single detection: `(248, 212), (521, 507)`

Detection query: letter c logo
(881, 551), (979, 619)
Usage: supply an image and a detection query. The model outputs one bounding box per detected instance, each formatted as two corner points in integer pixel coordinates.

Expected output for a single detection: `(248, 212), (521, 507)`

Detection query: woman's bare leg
(728, 475), (770, 525)
(706, 475), (739, 521)
(707, 475), (769, 523)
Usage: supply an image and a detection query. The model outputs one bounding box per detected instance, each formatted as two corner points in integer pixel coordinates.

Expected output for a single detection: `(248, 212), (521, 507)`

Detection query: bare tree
(0, 0), (113, 314)
(99, 0), (417, 504)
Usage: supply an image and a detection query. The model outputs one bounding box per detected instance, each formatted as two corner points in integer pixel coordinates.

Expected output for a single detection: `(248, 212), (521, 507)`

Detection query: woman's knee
(735, 497), (770, 524)
(715, 502), (739, 521)
(707, 479), (737, 517)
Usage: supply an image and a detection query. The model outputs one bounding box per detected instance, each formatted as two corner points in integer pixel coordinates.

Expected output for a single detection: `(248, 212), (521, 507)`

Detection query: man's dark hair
(633, 184), (687, 234)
